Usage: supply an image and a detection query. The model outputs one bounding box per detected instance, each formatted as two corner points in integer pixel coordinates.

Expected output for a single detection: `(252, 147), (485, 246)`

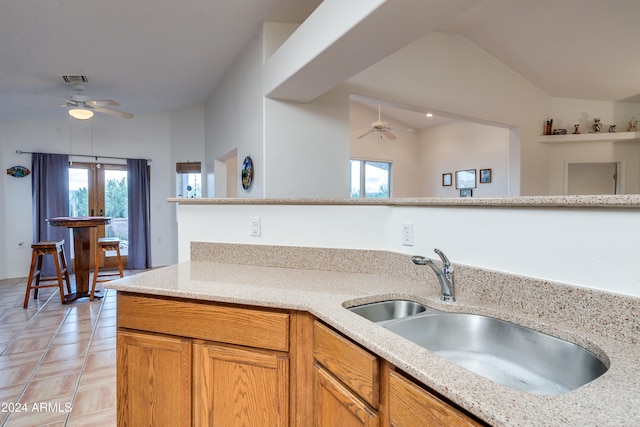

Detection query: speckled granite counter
(106, 243), (640, 426)
(167, 194), (640, 208)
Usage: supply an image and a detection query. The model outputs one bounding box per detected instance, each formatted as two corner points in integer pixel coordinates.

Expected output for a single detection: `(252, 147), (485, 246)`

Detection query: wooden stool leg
(33, 254), (44, 300)
(53, 250), (66, 305)
(115, 246), (124, 278)
(90, 245), (101, 301)
(23, 250), (39, 309)
(60, 245), (72, 294)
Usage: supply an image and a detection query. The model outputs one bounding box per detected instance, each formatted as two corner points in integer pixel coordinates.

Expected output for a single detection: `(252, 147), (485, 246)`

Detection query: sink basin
(348, 300), (430, 323)
(385, 312), (608, 395)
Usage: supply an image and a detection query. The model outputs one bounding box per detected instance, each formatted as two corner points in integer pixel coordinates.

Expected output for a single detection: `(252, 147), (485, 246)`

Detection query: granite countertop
(167, 194), (640, 208)
(106, 254), (640, 426)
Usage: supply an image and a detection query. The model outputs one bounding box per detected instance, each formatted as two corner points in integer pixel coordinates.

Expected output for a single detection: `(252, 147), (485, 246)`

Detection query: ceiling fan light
(69, 108), (93, 120)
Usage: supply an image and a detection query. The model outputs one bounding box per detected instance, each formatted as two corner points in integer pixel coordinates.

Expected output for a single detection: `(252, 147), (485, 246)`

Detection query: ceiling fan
(36, 84), (133, 119)
(351, 105), (402, 140)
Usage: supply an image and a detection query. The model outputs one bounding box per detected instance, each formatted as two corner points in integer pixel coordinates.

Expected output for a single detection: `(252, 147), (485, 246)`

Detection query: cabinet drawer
(117, 292), (289, 352)
(313, 320), (379, 408)
(389, 370), (485, 427)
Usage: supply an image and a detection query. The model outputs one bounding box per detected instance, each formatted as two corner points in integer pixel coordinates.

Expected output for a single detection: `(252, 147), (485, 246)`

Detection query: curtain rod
(15, 150), (151, 162)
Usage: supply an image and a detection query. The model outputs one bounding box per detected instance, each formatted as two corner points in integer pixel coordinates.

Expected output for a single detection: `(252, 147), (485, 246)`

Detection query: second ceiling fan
(351, 105), (402, 140)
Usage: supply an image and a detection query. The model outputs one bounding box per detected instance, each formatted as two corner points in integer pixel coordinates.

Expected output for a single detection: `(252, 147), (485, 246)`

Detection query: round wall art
(241, 156), (254, 190)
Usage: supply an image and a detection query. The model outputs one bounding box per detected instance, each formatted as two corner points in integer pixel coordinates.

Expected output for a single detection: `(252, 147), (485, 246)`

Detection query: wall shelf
(539, 131), (640, 144)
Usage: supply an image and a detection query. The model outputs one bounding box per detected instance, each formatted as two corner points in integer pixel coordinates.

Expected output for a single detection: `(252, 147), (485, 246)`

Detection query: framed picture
(455, 169), (476, 189)
(480, 168), (492, 184)
(460, 189), (472, 197)
(442, 173), (452, 186)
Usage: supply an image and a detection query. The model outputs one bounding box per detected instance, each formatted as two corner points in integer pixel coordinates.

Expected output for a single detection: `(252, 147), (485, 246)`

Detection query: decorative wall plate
(241, 156), (253, 190)
(6, 165), (30, 178)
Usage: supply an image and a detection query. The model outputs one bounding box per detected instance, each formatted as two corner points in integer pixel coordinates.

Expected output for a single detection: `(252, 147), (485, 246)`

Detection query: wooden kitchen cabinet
(313, 364), (378, 427)
(311, 321), (486, 427)
(115, 291), (488, 426)
(193, 341), (289, 426)
(117, 330), (192, 426)
(116, 292), (295, 426)
(312, 320), (379, 427)
(388, 369), (485, 427)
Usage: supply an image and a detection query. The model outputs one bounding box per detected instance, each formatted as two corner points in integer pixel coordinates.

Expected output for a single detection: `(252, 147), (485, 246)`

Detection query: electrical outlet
(402, 223), (413, 246)
(249, 217), (261, 236)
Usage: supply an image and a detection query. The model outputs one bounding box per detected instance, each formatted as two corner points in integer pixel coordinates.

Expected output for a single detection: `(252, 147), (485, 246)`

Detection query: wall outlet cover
(402, 223), (413, 246)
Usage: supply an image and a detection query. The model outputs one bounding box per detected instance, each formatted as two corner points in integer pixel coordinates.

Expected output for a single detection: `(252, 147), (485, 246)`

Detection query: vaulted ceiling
(1, 0), (638, 122)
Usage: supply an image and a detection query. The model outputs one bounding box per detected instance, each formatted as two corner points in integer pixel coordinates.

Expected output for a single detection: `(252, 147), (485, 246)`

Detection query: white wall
(347, 32), (551, 196)
(264, 86), (350, 198)
(549, 97), (640, 134)
(0, 107), (205, 280)
(170, 105), (206, 262)
(420, 121), (511, 197)
(177, 203), (640, 298)
(547, 97), (640, 195)
(349, 102), (511, 198)
(205, 28), (265, 198)
(205, 23), (351, 199)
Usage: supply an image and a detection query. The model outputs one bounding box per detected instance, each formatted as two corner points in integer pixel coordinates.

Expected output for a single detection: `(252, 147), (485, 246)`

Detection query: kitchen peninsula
(108, 196), (640, 426)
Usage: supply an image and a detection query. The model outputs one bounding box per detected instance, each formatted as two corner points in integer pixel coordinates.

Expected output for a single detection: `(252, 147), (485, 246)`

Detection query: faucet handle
(434, 249), (452, 270)
(411, 255), (429, 265)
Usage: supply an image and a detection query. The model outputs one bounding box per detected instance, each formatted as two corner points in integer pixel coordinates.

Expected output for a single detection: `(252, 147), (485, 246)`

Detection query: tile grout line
(0, 291), (61, 357)
(62, 288), (110, 426)
(1, 290), (74, 427)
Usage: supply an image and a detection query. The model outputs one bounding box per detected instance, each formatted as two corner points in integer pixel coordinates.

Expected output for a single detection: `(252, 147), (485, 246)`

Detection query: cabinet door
(117, 330), (191, 427)
(193, 342), (289, 426)
(313, 365), (378, 427)
(388, 370), (484, 427)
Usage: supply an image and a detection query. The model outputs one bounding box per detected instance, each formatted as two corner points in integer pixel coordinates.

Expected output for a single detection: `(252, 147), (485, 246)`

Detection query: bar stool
(23, 240), (72, 309)
(91, 237), (124, 301)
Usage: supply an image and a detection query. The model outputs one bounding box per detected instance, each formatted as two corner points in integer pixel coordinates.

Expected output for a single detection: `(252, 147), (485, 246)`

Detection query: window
(176, 162), (201, 198)
(350, 160), (391, 198)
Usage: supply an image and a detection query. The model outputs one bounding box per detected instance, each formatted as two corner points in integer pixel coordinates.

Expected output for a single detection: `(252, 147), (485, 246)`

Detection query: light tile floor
(0, 272), (140, 426)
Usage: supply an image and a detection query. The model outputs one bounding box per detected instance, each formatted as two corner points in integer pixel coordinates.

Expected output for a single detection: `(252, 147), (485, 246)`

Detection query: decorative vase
(591, 118), (602, 133)
(573, 124), (580, 134)
(608, 124), (617, 133)
(545, 119), (553, 135)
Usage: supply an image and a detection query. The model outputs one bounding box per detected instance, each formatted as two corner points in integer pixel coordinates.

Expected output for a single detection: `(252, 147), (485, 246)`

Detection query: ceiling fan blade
(350, 128), (372, 134)
(389, 126), (414, 133)
(356, 130), (375, 139)
(87, 99), (120, 107)
(93, 106), (133, 119)
(381, 130), (397, 140)
(22, 104), (67, 110)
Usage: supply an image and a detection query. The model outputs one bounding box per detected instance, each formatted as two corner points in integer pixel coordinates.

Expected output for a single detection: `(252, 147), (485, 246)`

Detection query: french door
(69, 162), (128, 269)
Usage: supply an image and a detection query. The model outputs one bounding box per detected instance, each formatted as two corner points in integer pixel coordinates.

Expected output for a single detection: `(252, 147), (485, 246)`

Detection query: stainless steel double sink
(348, 300), (608, 395)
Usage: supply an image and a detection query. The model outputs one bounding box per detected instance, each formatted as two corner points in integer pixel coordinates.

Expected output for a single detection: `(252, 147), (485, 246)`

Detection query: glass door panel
(103, 167), (129, 260)
(68, 163), (128, 269)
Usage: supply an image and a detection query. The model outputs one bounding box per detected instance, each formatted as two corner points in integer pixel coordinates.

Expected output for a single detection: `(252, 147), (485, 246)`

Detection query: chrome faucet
(412, 249), (455, 302)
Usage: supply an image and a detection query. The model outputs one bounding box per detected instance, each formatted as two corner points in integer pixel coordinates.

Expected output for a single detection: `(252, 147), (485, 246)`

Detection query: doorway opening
(566, 162), (620, 195)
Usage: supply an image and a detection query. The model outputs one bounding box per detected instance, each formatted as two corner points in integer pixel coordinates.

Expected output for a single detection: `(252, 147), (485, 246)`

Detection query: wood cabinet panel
(193, 342), (289, 427)
(388, 370), (485, 427)
(313, 320), (379, 407)
(313, 364), (378, 427)
(117, 292), (290, 351)
(117, 330), (191, 427)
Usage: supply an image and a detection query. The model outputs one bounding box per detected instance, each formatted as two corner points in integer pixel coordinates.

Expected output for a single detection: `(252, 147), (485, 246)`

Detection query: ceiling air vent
(60, 74), (90, 84)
